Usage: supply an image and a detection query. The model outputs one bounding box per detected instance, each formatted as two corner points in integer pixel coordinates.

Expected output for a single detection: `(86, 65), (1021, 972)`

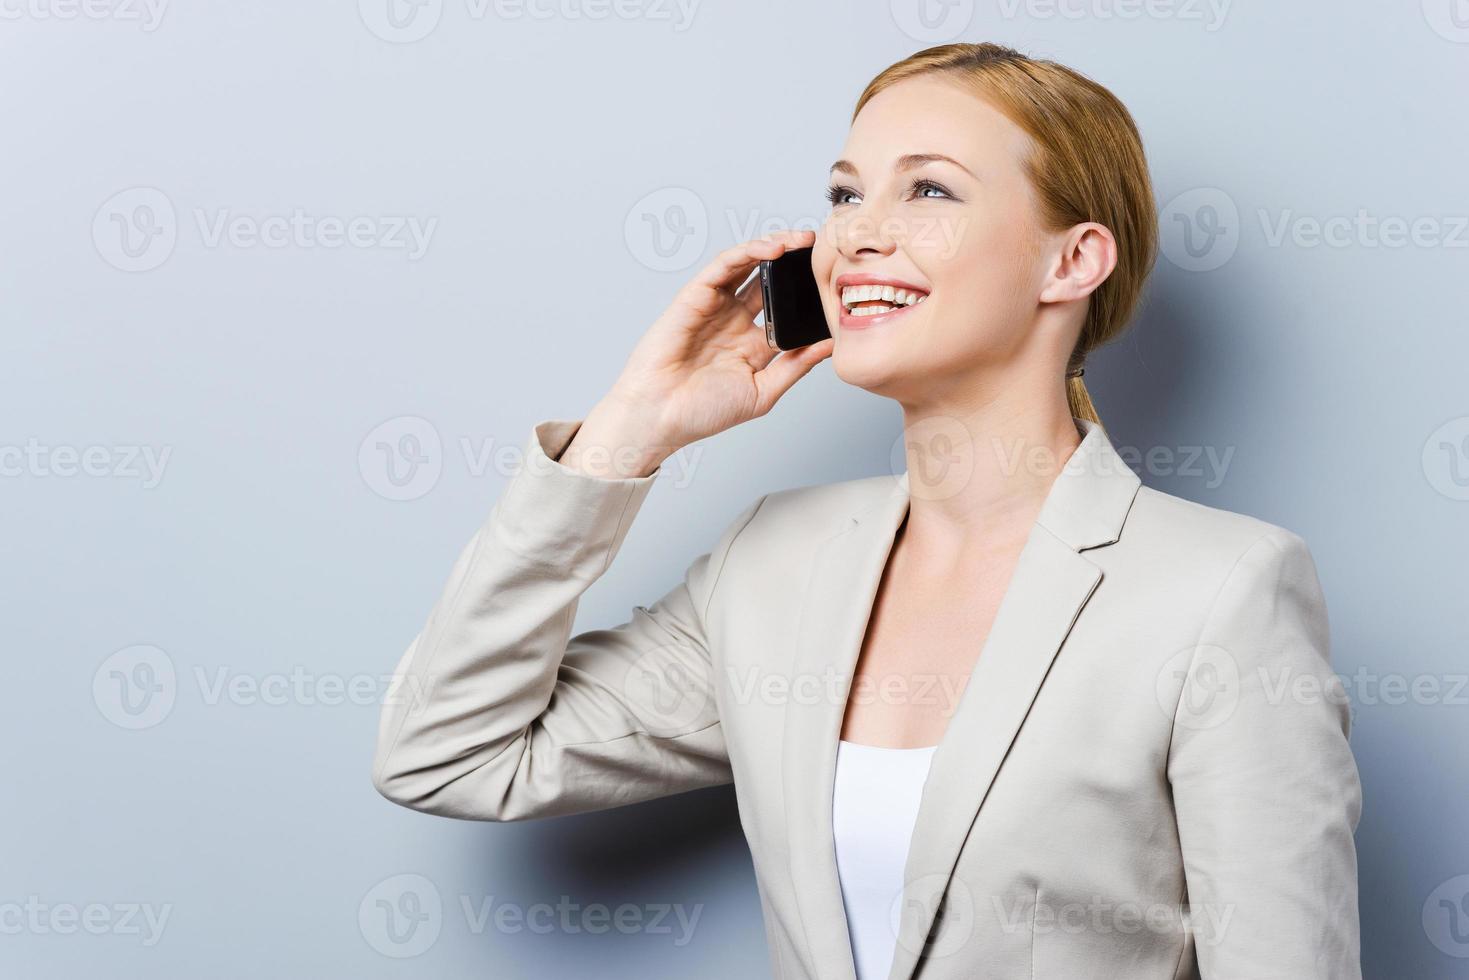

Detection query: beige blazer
(372, 416), (1363, 980)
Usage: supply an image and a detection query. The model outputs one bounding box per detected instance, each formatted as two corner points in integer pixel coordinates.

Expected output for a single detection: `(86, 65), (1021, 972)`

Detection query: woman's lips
(837, 300), (923, 330)
(834, 274), (930, 331)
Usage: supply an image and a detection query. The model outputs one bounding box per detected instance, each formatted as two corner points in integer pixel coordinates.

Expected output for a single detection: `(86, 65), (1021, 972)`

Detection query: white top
(831, 739), (939, 980)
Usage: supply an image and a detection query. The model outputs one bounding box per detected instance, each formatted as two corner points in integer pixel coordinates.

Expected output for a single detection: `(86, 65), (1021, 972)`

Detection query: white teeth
(840, 284), (929, 312)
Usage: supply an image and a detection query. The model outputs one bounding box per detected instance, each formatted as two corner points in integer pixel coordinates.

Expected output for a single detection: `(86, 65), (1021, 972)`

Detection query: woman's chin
(831, 342), (909, 394)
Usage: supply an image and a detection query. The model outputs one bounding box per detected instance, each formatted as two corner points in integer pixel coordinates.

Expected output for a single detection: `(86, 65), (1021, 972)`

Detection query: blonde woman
(373, 43), (1362, 980)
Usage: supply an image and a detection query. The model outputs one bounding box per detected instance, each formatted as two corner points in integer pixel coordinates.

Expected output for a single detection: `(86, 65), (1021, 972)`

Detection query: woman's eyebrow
(828, 153), (976, 178)
(896, 153), (976, 177)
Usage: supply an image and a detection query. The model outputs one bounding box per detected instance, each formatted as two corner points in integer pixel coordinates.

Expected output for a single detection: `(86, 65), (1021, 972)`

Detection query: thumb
(753, 338), (835, 415)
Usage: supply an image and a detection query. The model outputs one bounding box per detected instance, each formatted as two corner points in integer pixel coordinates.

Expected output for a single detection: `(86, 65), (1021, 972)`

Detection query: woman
(372, 43), (1362, 980)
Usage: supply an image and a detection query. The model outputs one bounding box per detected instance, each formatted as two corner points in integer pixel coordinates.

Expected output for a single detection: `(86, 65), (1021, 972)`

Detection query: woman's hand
(561, 229), (835, 479)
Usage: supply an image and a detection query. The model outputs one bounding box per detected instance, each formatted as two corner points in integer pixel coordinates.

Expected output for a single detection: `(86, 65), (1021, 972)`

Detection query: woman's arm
(1167, 527), (1363, 979)
(371, 416), (766, 821)
(370, 229), (830, 820)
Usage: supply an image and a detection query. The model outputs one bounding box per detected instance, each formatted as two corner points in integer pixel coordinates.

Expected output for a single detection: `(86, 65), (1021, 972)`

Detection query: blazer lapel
(778, 418), (1142, 980)
(781, 467), (911, 980)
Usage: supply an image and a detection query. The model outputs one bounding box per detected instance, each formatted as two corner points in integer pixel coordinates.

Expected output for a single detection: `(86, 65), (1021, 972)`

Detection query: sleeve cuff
(491, 418), (661, 578)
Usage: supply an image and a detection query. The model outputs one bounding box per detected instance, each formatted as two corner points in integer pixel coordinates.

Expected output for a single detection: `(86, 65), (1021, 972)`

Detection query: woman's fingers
(695, 228), (817, 295)
(733, 269), (766, 317)
(671, 229), (818, 341)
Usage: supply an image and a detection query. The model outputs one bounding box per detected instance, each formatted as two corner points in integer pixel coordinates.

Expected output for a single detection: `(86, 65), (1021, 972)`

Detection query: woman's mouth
(836, 278), (929, 330)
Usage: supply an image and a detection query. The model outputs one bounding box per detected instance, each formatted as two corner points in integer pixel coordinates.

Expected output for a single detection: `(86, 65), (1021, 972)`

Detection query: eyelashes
(824, 178), (957, 207)
(824, 184), (858, 207)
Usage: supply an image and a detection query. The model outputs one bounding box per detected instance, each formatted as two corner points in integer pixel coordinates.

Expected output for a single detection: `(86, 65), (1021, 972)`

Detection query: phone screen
(759, 246), (831, 351)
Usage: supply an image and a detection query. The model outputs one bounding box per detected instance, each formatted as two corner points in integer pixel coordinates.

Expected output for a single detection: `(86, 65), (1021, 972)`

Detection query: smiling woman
(373, 41), (1361, 980)
(813, 45), (1157, 429)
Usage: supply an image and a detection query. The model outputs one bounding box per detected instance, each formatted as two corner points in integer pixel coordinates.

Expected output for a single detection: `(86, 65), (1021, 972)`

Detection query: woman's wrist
(558, 395), (679, 480)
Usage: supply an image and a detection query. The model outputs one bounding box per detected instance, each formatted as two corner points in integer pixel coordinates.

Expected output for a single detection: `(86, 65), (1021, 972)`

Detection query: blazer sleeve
(371, 417), (766, 822)
(1166, 527), (1363, 979)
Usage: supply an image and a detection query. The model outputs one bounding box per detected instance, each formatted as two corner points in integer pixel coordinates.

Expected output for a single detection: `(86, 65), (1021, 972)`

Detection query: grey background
(2, 1), (1466, 977)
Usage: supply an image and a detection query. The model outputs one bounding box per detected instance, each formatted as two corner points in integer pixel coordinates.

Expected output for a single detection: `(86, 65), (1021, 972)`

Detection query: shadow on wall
(1091, 263), (1219, 449)
(468, 784), (755, 963)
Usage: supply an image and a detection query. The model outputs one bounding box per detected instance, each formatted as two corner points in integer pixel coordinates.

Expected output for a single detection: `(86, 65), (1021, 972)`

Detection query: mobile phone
(759, 246), (831, 351)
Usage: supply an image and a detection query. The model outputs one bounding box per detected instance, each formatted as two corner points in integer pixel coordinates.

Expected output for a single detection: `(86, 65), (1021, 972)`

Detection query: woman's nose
(830, 203), (898, 259)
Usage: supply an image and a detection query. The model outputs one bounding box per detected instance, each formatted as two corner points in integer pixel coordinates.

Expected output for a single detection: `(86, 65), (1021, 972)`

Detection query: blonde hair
(853, 43), (1158, 426)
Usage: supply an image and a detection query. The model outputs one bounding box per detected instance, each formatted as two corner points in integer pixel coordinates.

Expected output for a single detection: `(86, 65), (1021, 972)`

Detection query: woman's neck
(895, 383), (1083, 566)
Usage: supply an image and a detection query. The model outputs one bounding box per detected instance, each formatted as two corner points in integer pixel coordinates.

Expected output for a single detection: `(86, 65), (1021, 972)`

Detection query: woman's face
(812, 75), (1066, 402)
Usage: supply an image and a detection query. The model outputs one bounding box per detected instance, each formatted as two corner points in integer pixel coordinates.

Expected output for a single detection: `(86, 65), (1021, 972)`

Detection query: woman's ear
(1039, 222), (1117, 305)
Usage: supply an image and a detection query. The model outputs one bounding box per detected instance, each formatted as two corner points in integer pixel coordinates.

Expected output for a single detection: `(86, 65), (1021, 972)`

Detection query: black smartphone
(759, 246), (831, 351)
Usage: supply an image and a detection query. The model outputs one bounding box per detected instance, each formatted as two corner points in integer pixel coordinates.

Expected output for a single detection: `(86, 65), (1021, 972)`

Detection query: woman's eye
(825, 185), (860, 207)
(911, 179), (953, 200)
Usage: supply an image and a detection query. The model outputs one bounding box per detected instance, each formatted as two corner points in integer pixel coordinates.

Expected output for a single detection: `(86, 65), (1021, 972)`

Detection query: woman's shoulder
(1122, 485), (1321, 601)
(745, 473), (1312, 549)
(726, 472), (1320, 596)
